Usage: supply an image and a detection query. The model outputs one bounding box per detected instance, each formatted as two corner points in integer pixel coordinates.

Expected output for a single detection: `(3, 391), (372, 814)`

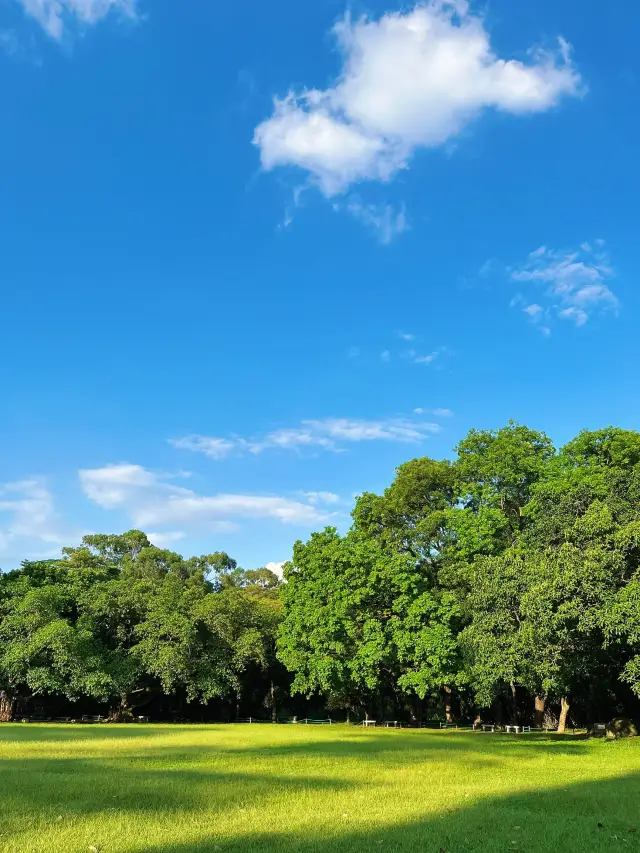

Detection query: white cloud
(381, 350), (391, 362)
(253, 2), (581, 195)
(79, 464), (331, 532)
(303, 491), (342, 505)
(170, 416), (440, 460)
(0, 478), (74, 563)
(523, 303), (544, 319)
(308, 418), (438, 443)
(413, 352), (438, 364)
(404, 346), (449, 366)
(16, 0), (136, 39)
(399, 332), (415, 341)
(414, 407), (453, 417)
(265, 561), (286, 579)
(512, 242), (619, 328)
(148, 531), (187, 549)
(558, 306), (588, 327)
(336, 199), (408, 243)
(168, 436), (239, 460)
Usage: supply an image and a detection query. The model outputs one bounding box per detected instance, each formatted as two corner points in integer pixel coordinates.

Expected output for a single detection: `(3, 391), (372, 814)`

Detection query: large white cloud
(79, 464), (333, 534)
(254, 1), (581, 195)
(16, 0), (136, 39)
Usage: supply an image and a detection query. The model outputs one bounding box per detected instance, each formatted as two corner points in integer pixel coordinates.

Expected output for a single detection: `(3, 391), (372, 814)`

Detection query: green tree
(279, 528), (460, 720)
(0, 583), (113, 720)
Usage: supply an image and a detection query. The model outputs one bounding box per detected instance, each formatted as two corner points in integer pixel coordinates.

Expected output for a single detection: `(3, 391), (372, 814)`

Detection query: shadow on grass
(0, 755), (356, 844)
(177, 729), (595, 768)
(0, 726), (629, 853)
(0, 723), (178, 743)
(124, 772), (640, 853)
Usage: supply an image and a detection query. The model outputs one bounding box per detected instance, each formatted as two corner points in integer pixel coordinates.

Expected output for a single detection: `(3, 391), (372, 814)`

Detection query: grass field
(0, 725), (639, 853)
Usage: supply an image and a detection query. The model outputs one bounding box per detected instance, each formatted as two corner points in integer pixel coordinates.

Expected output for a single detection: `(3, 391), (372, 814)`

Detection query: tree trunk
(109, 694), (133, 723)
(557, 696), (570, 734)
(0, 691), (16, 723)
(443, 686), (454, 723)
(509, 681), (518, 723)
(534, 694), (546, 728)
(492, 696), (504, 726)
(270, 680), (277, 723)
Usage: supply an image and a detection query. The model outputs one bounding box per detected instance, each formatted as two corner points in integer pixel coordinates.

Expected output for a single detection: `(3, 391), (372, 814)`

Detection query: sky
(1, 0), (639, 572)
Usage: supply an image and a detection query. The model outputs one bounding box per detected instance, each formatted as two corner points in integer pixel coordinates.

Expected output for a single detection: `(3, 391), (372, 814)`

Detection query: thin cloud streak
(170, 416), (441, 460)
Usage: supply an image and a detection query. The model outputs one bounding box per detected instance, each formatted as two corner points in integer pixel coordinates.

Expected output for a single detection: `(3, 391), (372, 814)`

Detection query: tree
(452, 422), (554, 554)
(278, 528), (462, 720)
(602, 522), (640, 697)
(352, 457), (455, 572)
(0, 584), (113, 720)
(200, 585), (283, 719)
(460, 552), (531, 722)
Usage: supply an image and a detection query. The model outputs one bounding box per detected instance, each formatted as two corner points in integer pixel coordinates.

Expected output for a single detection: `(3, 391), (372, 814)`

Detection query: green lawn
(0, 724), (639, 853)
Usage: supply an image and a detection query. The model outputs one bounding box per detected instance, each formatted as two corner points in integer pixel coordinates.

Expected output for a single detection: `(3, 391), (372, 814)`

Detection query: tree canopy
(1, 422), (640, 729)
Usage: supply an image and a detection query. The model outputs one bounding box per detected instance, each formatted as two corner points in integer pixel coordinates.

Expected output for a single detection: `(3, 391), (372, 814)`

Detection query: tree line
(2, 423), (640, 729)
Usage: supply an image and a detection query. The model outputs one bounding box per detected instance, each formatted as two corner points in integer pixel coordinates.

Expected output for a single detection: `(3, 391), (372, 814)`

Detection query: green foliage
(278, 528), (460, 708)
(2, 420), (640, 725)
(0, 536), (283, 719)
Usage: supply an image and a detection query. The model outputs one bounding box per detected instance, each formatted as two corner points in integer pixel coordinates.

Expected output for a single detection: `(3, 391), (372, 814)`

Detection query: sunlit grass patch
(0, 724), (639, 852)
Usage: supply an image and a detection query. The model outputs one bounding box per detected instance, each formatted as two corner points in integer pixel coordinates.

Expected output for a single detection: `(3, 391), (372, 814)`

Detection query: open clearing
(0, 724), (639, 853)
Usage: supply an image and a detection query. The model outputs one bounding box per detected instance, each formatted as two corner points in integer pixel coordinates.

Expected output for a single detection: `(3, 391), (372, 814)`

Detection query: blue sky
(1, 0), (638, 572)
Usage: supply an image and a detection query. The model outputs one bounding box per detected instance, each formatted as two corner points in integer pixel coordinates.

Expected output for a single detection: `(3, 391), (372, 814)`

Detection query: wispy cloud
(0, 478), (76, 563)
(336, 199), (408, 244)
(414, 407), (453, 417)
(148, 531), (187, 549)
(253, 2), (581, 197)
(16, 0), (137, 39)
(511, 241), (619, 330)
(79, 464), (332, 534)
(170, 415), (441, 460)
(403, 346), (450, 366)
(303, 491), (341, 506)
(169, 436), (240, 460)
(413, 352), (438, 365)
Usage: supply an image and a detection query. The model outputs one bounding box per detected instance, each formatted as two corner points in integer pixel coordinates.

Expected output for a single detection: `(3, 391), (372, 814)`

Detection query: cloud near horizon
(79, 464), (334, 539)
(253, 1), (582, 196)
(0, 478), (75, 562)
